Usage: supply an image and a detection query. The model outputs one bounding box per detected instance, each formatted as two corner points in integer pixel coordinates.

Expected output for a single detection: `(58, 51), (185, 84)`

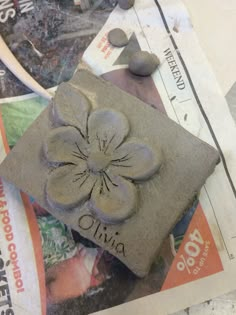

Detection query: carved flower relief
(44, 83), (162, 224)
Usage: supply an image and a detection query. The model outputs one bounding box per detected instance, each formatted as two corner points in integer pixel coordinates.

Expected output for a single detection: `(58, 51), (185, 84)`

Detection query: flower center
(87, 152), (111, 174)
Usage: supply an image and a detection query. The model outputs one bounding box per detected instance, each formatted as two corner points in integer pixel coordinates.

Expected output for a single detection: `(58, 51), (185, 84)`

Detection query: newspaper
(82, 0), (236, 314)
(0, 0), (236, 314)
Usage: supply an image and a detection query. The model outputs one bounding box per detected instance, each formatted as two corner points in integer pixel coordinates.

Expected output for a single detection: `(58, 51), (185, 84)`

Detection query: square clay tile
(0, 70), (219, 277)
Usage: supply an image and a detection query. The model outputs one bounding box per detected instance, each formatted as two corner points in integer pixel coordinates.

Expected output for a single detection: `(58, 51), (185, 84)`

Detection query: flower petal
(88, 109), (129, 154)
(53, 83), (91, 137)
(44, 126), (89, 165)
(89, 174), (137, 224)
(109, 139), (162, 181)
(46, 164), (96, 210)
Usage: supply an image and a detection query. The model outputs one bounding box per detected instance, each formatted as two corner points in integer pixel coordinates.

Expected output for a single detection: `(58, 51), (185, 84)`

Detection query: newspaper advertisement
(0, 0), (236, 314)
(0, 0), (113, 97)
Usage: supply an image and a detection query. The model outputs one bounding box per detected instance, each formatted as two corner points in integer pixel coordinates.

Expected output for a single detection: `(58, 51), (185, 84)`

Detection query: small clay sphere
(118, 0), (135, 10)
(128, 51), (160, 76)
(108, 28), (129, 47)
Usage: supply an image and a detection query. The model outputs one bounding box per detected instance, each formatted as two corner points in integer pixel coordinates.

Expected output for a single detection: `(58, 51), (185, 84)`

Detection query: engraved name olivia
(78, 215), (126, 257)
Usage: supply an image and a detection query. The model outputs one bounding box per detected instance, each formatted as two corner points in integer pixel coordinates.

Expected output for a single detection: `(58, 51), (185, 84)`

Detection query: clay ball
(118, 0), (135, 10)
(108, 28), (129, 47)
(128, 51), (160, 76)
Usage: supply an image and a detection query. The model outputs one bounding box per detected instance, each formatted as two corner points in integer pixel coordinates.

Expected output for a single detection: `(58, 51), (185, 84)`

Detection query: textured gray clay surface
(108, 28), (129, 47)
(118, 0), (134, 10)
(129, 51), (160, 76)
(0, 70), (220, 277)
(45, 106), (161, 224)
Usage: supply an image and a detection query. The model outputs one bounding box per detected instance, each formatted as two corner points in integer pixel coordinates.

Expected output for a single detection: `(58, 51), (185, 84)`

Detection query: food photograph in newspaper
(0, 0), (114, 98)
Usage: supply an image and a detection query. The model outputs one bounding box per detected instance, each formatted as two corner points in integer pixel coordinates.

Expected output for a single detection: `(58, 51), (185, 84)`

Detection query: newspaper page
(82, 0), (236, 314)
(0, 0), (236, 315)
